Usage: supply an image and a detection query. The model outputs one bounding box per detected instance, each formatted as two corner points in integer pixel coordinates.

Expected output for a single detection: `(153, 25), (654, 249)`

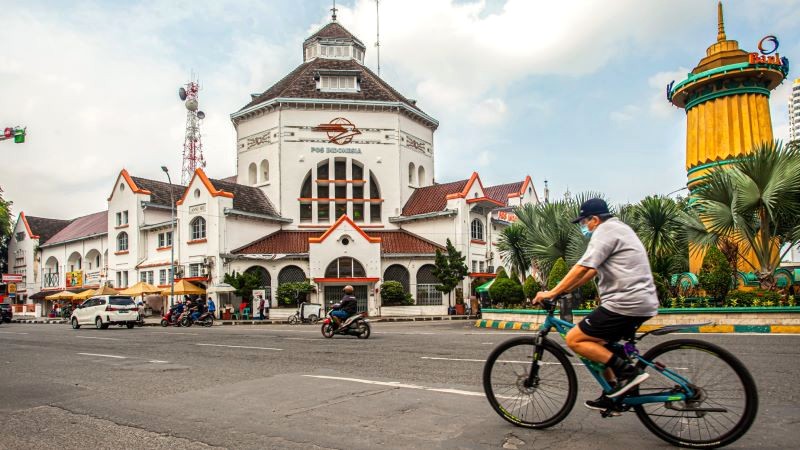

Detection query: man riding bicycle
(534, 198), (658, 411)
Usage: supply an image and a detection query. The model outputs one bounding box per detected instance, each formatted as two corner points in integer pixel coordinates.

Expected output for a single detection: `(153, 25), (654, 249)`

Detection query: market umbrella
(73, 289), (96, 301)
(45, 290), (77, 300)
(119, 281), (161, 296)
(161, 279), (205, 296)
(475, 279), (495, 293)
(93, 285), (119, 296)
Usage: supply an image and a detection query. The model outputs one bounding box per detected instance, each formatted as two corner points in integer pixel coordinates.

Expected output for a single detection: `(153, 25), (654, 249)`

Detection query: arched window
(67, 251), (82, 271)
(325, 257), (366, 278)
(369, 171), (381, 223)
(408, 162), (416, 185)
(471, 219), (484, 241)
(278, 265), (306, 285)
(190, 217), (206, 240)
(383, 264), (410, 293)
(248, 163), (257, 185)
(418, 166), (426, 186)
(416, 264), (441, 306)
(300, 170), (312, 198)
(245, 266), (271, 287)
(117, 232), (128, 251)
(260, 160), (269, 182)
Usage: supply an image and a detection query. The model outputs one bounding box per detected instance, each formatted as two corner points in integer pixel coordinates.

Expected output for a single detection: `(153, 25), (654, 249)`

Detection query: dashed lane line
(75, 336), (122, 341)
(76, 352), (127, 359)
(195, 343), (283, 351)
(0, 331), (30, 335)
(302, 375), (485, 398)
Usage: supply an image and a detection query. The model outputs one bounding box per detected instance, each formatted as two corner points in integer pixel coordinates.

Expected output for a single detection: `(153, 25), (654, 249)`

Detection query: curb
(474, 319), (800, 334)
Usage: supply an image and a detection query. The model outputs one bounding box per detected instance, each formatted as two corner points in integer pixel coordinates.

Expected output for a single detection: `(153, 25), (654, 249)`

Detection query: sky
(1, 0), (798, 219)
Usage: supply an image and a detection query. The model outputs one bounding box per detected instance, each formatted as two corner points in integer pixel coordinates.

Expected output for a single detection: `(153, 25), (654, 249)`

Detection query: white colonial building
(5, 18), (539, 317)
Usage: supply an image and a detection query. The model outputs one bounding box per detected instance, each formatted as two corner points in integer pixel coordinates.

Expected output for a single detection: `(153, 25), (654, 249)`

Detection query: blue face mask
(580, 224), (592, 238)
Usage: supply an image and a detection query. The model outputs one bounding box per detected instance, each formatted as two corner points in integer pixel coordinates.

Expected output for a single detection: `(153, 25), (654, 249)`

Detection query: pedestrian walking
(258, 295), (265, 320)
(207, 295), (217, 319)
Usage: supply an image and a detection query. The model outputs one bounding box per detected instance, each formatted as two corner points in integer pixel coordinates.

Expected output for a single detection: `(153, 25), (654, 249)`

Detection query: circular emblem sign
(758, 35), (779, 55)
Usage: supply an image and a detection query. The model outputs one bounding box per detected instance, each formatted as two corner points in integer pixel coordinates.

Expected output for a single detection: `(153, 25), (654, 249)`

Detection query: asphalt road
(0, 321), (797, 449)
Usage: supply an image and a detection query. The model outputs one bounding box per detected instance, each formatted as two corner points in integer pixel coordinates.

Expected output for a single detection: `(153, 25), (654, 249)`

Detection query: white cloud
(610, 104), (641, 123)
(469, 98), (508, 125)
(648, 67), (692, 118)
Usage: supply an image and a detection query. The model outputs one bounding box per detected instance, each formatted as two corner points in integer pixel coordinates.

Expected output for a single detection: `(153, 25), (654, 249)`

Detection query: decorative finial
(717, 1), (726, 42)
(331, 0), (338, 22)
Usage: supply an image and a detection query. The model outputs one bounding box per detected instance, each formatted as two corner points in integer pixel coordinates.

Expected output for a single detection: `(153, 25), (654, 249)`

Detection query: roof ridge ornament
(331, 0), (338, 22)
(717, 1), (726, 42)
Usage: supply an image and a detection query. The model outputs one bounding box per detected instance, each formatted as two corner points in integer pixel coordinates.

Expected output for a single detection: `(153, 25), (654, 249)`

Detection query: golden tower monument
(668, 2), (789, 273)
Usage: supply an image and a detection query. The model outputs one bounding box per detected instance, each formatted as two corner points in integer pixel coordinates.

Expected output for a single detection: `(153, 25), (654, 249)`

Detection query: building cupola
(302, 11), (366, 64)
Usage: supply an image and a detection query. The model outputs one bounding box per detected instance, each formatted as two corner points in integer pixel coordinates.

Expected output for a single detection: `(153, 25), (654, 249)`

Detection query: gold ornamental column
(668, 2), (789, 273)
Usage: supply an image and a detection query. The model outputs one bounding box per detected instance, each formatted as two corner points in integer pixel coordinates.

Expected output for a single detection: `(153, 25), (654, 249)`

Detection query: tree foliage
(523, 276), (541, 300)
(489, 277), (524, 305)
(431, 238), (469, 306)
(495, 266), (508, 280)
(497, 223), (528, 283)
(547, 258), (569, 290)
(0, 192), (12, 274)
(275, 282), (315, 307)
(698, 246), (734, 303)
(223, 271), (261, 303)
(380, 281), (413, 306)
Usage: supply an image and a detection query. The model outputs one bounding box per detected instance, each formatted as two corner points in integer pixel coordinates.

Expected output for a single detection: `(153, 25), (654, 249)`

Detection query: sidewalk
(10, 315), (478, 326)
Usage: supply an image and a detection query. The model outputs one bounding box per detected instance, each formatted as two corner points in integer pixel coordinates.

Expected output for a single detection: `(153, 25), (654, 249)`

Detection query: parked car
(71, 295), (139, 329)
(0, 303), (12, 323)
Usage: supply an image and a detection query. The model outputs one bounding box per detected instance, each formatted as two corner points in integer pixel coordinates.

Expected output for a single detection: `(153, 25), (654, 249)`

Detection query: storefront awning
(207, 282), (236, 293)
(475, 279), (495, 293)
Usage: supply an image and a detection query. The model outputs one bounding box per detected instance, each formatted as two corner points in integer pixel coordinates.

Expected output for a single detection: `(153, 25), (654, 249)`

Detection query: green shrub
(380, 281), (413, 306)
(496, 267), (509, 280)
(523, 276), (541, 300)
(547, 258), (569, 290)
(489, 277), (524, 305)
(724, 289), (781, 307)
(698, 247), (733, 304)
(276, 282), (315, 306)
(581, 281), (597, 300)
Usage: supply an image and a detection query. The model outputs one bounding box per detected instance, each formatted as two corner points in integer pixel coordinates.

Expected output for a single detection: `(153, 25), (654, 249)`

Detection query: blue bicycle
(483, 297), (758, 448)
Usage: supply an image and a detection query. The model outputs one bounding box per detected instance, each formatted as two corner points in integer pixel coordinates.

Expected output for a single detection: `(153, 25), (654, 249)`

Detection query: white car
(71, 295), (140, 329)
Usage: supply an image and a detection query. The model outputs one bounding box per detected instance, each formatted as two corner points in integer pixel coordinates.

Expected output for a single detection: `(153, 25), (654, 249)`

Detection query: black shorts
(577, 306), (651, 343)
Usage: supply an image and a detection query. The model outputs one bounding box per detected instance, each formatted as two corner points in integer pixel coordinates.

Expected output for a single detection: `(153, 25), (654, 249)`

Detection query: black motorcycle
(320, 304), (370, 339)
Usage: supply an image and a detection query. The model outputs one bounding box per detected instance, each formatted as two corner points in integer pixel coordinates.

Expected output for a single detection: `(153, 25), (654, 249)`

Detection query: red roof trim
(445, 172), (486, 200)
(309, 215), (381, 244)
(19, 212), (39, 239)
(176, 168), (235, 206)
(313, 277), (380, 283)
(466, 197), (505, 207)
(507, 175), (532, 198)
(108, 169), (153, 201)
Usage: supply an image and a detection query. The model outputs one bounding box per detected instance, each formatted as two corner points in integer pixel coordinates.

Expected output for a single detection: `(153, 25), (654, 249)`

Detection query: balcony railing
(42, 272), (60, 288)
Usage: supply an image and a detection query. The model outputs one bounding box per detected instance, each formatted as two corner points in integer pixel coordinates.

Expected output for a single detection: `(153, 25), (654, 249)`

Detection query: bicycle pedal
(601, 409), (622, 418)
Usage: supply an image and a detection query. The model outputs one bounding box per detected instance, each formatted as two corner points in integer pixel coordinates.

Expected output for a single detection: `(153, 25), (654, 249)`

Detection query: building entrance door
(324, 285), (368, 313)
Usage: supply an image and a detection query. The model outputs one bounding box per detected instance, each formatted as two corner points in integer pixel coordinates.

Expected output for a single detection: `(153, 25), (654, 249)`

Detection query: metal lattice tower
(180, 80), (206, 185)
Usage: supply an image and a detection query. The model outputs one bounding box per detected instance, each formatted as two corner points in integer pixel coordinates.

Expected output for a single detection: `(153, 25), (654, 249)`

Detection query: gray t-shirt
(577, 218), (659, 317)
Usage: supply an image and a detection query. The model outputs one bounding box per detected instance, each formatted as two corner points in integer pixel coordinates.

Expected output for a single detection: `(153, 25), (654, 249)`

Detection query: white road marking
(0, 331), (29, 335)
(481, 342), (493, 345)
(420, 356), (584, 366)
(302, 375), (485, 397)
(148, 360), (169, 364)
(146, 331), (199, 336)
(77, 352), (127, 359)
(284, 337), (319, 341)
(196, 343), (283, 351)
(75, 336), (122, 341)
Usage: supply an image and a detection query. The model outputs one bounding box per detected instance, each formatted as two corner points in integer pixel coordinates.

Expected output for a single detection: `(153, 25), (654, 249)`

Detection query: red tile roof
(130, 176), (186, 208)
(232, 229), (443, 255)
(42, 211), (108, 246)
(401, 179), (469, 216)
(304, 22), (365, 47)
(484, 181), (524, 203)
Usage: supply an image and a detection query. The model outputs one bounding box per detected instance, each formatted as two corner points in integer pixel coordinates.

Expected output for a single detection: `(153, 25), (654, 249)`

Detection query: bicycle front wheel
(483, 336), (577, 428)
(634, 339), (758, 449)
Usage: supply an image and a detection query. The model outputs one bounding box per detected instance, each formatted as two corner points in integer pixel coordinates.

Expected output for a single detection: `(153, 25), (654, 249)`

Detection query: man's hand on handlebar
(533, 290), (558, 306)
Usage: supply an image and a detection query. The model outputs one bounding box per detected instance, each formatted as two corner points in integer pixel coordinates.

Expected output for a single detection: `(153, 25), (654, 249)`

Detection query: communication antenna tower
(178, 77), (206, 185)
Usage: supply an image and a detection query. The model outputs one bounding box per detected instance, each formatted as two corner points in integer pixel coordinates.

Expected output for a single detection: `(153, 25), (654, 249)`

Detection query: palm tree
(496, 223), (529, 283)
(690, 140), (800, 288)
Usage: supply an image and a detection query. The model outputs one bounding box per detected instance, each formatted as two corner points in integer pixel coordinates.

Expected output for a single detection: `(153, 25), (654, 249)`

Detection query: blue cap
(571, 198), (611, 223)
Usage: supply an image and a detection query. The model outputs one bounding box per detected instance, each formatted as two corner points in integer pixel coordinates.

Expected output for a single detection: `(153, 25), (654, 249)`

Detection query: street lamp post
(161, 166), (176, 307)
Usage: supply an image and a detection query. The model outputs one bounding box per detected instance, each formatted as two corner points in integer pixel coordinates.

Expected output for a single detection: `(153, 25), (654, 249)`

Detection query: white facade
(789, 78), (800, 142)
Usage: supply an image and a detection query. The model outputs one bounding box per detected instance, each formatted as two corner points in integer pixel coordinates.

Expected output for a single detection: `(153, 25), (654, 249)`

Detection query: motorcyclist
(331, 285), (358, 329)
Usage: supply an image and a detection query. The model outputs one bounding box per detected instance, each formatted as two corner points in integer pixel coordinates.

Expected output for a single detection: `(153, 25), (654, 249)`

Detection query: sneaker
(606, 366), (649, 398)
(584, 394), (615, 411)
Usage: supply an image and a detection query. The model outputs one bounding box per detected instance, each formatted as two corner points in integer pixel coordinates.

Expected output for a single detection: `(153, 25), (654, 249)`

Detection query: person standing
(207, 295), (217, 319)
(258, 295), (265, 320)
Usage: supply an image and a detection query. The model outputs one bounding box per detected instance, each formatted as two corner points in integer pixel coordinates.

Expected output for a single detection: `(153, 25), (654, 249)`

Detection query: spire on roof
(331, 0), (338, 22)
(716, 1), (726, 42)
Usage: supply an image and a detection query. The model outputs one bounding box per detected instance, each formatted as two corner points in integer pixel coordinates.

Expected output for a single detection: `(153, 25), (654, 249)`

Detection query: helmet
(343, 285), (354, 294)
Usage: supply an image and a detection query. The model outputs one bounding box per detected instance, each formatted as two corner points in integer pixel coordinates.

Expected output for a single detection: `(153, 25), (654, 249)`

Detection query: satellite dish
(178, 87), (187, 101)
(185, 98), (198, 111)
(197, 111), (205, 120)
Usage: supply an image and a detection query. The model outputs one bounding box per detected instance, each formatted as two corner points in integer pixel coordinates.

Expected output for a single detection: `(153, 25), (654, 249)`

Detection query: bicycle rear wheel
(634, 339), (758, 449)
(483, 336), (577, 428)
